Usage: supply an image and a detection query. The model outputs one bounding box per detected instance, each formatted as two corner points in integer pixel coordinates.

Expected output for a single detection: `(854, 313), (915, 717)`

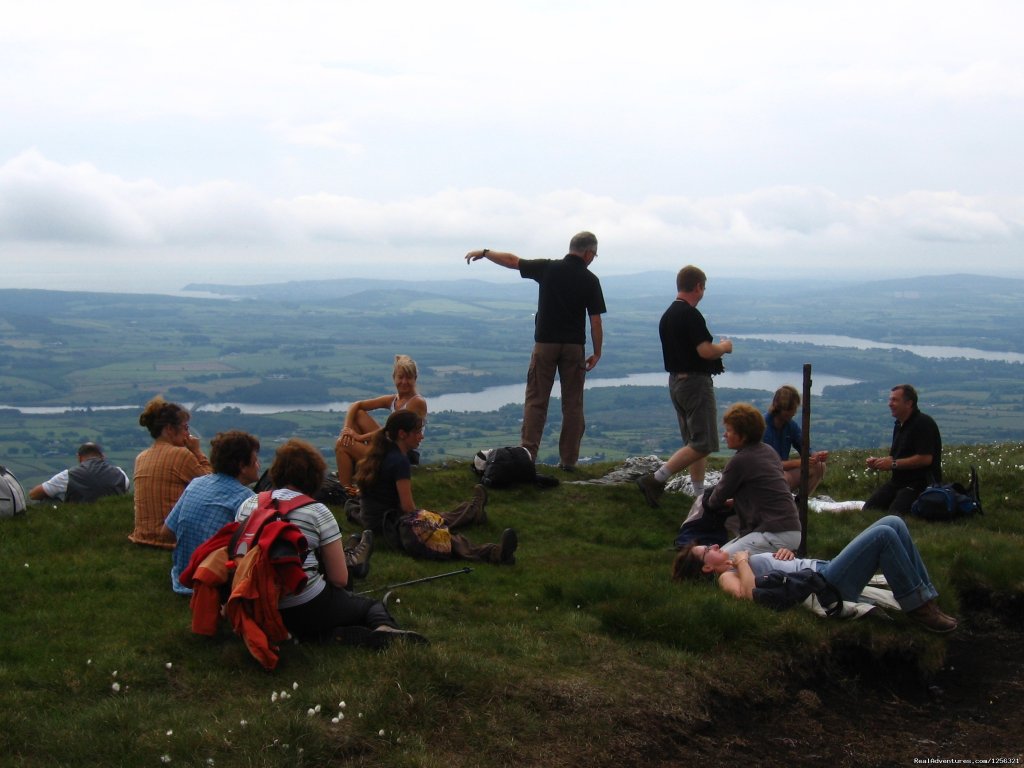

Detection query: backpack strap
(229, 491), (317, 559)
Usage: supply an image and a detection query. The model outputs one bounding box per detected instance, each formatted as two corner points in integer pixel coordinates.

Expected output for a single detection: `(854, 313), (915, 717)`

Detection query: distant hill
(182, 271), (1023, 304)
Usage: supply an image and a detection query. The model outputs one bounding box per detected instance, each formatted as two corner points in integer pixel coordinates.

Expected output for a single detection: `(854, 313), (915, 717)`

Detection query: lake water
(7, 333), (1018, 415)
(3, 369), (857, 415)
(732, 333), (1024, 364)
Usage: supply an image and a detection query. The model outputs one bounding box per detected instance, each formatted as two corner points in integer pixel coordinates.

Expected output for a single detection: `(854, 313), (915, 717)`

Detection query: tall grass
(2, 444), (1022, 767)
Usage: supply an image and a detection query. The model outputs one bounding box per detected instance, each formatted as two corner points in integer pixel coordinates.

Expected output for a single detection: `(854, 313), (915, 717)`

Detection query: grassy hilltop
(3, 444), (1023, 767)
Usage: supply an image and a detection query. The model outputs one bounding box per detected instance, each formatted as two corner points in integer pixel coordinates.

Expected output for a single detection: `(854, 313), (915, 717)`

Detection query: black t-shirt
(519, 255), (606, 345)
(358, 445), (410, 533)
(890, 409), (943, 485)
(659, 299), (724, 375)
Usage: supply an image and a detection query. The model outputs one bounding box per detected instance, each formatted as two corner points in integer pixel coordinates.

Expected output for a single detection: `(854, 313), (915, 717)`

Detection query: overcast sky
(2, 1), (1022, 293)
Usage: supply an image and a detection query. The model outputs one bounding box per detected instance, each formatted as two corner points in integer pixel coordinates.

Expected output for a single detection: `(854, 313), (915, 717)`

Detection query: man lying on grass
(672, 515), (958, 633)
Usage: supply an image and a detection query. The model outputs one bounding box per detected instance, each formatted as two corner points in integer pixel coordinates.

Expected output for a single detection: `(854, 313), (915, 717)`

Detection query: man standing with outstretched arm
(465, 232), (606, 470)
(637, 265), (732, 507)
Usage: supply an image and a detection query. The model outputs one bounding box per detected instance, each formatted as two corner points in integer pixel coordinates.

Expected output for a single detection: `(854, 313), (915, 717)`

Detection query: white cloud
(2, 150), (1020, 288)
(1, 1), (1022, 289)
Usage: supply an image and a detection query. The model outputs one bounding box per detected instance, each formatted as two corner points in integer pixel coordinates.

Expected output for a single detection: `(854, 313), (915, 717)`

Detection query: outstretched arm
(465, 249), (520, 270)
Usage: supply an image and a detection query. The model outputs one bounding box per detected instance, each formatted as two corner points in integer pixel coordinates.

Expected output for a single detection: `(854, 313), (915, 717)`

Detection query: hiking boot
(469, 483), (488, 525)
(499, 528), (519, 565)
(344, 530), (374, 581)
(333, 624), (428, 648)
(333, 625), (390, 649)
(373, 625), (429, 645)
(636, 472), (666, 508)
(907, 600), (958, 633)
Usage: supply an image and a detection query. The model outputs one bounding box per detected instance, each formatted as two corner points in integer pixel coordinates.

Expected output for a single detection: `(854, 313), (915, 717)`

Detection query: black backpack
(910, 466), (983, 521)
(480, 447), (536, 488)
(752, 568), (843, 616)
(254, 469), (350, 506)
(474, 446), (559, 489)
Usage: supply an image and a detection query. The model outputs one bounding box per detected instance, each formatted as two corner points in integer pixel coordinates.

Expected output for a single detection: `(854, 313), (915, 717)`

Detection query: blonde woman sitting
(334, 354), (427, 495)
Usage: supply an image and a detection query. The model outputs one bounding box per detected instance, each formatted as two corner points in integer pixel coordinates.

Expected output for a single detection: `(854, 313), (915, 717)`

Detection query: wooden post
(798, 363), (812, 557)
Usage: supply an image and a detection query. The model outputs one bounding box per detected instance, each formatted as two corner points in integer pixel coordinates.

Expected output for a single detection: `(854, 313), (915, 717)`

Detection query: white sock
(654, 465), (671, 483)
(692, 481), (705, 496)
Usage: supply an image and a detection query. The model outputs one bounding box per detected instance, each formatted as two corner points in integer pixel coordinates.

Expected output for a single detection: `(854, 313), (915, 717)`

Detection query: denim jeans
(819, 515), (938, 611)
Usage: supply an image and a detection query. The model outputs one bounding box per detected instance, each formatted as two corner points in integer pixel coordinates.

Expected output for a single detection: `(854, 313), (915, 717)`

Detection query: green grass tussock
(2, 444), (1023, 767)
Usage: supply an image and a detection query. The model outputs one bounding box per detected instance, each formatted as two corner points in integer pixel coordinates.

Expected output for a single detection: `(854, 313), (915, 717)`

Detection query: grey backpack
(1, 465), (28, 518)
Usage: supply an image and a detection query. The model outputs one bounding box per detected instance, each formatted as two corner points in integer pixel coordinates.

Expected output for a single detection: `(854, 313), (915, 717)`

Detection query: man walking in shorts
(637, 265), (732, 506)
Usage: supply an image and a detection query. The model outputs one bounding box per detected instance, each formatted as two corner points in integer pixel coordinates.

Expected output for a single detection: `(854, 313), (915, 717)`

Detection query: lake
(732, 333), (1024, 364)
(2, 369), (857, 416)
(165, 370), (861, 415)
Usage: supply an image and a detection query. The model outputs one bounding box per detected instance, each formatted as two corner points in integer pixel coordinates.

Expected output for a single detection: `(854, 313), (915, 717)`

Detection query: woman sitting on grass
(334, 354), (428, 497)
(763, 385), (828, 497)
(352, 410), (518, 565)
(672, 515), (958, 633)
(700, 403), (802, 555)
(236, 438), (425, 648)
(131, 396), (211, 549)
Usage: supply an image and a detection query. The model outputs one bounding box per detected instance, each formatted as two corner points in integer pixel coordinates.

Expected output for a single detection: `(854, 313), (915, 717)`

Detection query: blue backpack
(910, 467), (983, 521)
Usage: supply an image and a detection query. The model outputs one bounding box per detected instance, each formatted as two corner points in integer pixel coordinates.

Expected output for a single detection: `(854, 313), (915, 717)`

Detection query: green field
(3, 444), (1023, 766)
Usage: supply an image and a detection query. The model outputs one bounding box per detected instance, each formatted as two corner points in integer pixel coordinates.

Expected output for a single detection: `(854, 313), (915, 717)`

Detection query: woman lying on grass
(672, 515), (958, 633)
(352, 410), (518, 565)
(237, 438), (426, 648)
(334, 354), (428, 496)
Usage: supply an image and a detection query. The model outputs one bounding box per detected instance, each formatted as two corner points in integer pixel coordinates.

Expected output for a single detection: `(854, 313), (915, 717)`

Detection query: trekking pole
(357, 567), (473, 605)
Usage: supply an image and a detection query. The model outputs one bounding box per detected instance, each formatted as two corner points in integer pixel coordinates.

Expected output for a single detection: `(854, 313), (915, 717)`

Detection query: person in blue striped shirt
(163, 430), (261, 595)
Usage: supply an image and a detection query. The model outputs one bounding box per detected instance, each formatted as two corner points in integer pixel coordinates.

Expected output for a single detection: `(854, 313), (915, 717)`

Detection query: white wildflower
(307, 708), (316, 717)
(339, 700), (346, 708)
(292, 682), (299, 690)
(160, 755), (171, 764)
(378, 729), (385, 737)
(111, 682), (121, 692)
(239, 720), (248, 727)
(331, 717), (339, 724)
(166, 729), (173, 736)
(271, 692), (279, 702)
(314, 704), (321, 713)
(165, 662), (173, 670)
